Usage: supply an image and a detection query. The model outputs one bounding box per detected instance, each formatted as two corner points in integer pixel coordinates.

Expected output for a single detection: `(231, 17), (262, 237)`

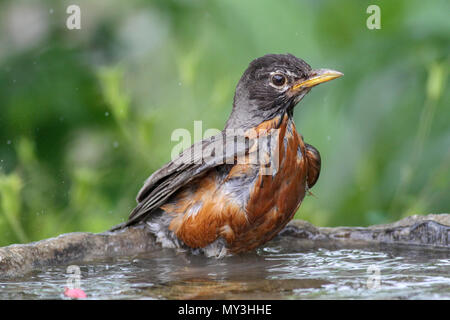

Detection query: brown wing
(110, 132), (253, 230)
(305, 143), (321, 189)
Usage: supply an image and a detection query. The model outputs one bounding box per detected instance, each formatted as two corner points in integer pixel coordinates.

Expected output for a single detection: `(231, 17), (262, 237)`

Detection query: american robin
(112, 54), (342, 257)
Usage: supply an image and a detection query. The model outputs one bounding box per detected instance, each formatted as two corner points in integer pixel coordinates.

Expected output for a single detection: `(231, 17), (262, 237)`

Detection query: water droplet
(105, 112), (110, 117)
(6, 140), (11, 145)
(327, 136), (331, 141)
(49, 8), (54, 14)
(178, 82), (182, 86)
(113, 141), (119, 148)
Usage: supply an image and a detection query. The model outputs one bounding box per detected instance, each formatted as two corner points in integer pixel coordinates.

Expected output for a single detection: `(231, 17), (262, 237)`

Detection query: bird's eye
(271, 73), (286, 87)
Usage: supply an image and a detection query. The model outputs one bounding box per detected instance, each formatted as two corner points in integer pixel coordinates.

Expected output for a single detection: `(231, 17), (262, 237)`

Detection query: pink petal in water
(64, 287), (87, 299)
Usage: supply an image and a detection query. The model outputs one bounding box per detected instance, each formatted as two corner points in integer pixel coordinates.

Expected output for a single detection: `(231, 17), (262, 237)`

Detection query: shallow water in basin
(1, 237), (449, 299)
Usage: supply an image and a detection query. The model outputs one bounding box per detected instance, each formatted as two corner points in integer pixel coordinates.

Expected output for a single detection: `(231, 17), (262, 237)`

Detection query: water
(1, 237), (449, 299)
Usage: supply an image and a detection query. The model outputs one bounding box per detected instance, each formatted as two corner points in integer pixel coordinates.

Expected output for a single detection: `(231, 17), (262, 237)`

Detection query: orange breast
(163, 114), (308, 252)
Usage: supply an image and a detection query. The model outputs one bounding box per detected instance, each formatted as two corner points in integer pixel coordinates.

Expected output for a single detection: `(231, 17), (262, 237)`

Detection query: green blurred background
(0, 0), (448, 246)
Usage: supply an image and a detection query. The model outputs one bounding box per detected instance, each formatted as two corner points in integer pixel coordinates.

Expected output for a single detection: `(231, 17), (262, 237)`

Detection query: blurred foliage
(0, 0), (448, 245)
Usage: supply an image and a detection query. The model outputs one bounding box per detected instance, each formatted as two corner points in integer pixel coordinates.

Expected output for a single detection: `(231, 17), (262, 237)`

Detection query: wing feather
(113, 132), (253, 229)
(305, 143), (321, 188)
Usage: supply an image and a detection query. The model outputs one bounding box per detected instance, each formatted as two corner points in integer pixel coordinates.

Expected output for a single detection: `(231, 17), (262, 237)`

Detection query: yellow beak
(291, 68), (343, 91)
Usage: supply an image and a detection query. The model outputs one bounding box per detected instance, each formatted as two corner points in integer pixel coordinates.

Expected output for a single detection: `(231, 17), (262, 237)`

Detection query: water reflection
(1, 237), (449, 299)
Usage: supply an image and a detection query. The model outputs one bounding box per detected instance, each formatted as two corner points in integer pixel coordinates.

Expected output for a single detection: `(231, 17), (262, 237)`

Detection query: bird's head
(226, 53), (343, 129)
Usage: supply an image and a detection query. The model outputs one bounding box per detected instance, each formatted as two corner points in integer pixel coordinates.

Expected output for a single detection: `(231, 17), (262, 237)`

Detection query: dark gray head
(225, 53), (343, 130)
